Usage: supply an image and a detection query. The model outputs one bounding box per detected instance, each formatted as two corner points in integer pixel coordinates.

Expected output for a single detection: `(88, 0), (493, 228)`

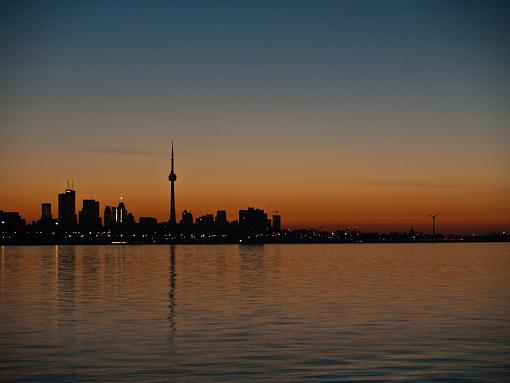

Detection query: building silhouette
(103, 198), (132, 226)
(216, 210), (228, 226)
(41, 203), (52, 221)
(180, 210), (193, 225)
(168, 142), (177, 224)
(272, 214), (281, 232)
(111, 207), (117, 224)
(239, 207), (269, 233)
(58, 187), (77, 226)
(196, 214), (214, 226)
(79, 199), (101, 226)
(0, 210), (25, 229)
(116, 197), (127, 224)
(104, 206), (112, 227)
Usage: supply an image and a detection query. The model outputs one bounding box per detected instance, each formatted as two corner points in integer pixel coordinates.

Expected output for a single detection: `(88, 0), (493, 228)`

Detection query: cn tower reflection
(168, 245), (176, 336)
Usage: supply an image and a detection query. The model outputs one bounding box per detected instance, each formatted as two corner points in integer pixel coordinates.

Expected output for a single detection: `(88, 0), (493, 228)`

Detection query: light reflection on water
(0, 244), (509, 382)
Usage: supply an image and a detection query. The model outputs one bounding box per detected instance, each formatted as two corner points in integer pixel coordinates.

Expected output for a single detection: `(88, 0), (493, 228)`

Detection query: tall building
(58, 187), (77, 226)
(272, 214), (281, 232)
(41, 203), (52, 221)
(180, 210), (193, 225)
(216, 210), (228, 226)
(104, 206), (112, 227)
(116, 197), (127, 224)
(111, 207), (117, 225)
(79, 199), (101, 226)
(168, 141), (177, 224)
(239, 207), (269, 233)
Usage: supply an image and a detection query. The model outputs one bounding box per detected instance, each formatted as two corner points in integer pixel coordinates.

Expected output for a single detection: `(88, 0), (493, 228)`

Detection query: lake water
(1, 244), (509, 382)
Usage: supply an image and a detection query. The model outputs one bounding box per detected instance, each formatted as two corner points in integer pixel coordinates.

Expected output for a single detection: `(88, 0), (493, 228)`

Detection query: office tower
(272, 214), (281, 232)
(104, 206), (111, 227)
(126, 213), (135, 224)
(41, 203), (52, 221)
(168, 141), (177, 224)
(215, 210), (228, 226)
(116, 197), (127, 224)
(79, 199), (101, 226)
(180, 210), (193, 225)
(239, 207), (269, 233)
(111, 207), (117, 225)
(58, 186), (77, 226)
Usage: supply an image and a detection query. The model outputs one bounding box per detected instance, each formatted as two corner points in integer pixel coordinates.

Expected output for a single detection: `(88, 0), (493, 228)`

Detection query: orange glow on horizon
(1, 142), (508, 234)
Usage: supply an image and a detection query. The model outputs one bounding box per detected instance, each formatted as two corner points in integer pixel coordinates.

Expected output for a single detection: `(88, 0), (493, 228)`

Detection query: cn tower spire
(168, 141), (177, 224)
(171, 140), (174, 172)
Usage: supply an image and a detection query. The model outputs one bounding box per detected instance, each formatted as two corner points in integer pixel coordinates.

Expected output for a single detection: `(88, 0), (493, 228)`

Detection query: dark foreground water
(1, 244), (509, 382)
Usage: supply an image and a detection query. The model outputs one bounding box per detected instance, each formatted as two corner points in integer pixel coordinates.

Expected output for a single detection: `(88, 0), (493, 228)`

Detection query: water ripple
(1, 243), (509, 382)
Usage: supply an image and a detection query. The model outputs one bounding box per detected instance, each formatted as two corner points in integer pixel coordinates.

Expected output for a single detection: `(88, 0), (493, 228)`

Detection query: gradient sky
(1, 0), (509, 233)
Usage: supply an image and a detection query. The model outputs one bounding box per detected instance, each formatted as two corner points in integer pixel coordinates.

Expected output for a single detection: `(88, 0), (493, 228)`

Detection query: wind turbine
(428, 212), (440, 239)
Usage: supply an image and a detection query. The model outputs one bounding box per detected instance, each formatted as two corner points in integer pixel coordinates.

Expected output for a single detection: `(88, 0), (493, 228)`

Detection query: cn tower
(168, 141), (177, 224)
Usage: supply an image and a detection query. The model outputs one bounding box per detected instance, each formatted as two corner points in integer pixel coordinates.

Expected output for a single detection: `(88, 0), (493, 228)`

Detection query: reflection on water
(169, 245), (176, 336)
(0, 244), (509, 382)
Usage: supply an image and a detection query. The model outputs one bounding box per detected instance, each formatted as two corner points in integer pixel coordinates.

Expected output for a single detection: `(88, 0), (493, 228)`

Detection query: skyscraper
(168, 141), (177, 224)
(104, 206), (112, 227)
(111, 207), (117, 225)
(41, 203), (52, 221)
(216, 210), (228, 226)
(79, 199), (101, 226)
(272, 214), (281, 232)
(58, 187), (76, 226)
(239, 207), (269, 234)
(180, 210), (193, 225)
(116, 197), (127, 224)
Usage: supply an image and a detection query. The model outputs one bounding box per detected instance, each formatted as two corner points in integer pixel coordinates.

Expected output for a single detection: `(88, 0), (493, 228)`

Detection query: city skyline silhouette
(1, 1), (509, 233)
(1, 142), (508, 245)
(0, 140), (508, 236)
